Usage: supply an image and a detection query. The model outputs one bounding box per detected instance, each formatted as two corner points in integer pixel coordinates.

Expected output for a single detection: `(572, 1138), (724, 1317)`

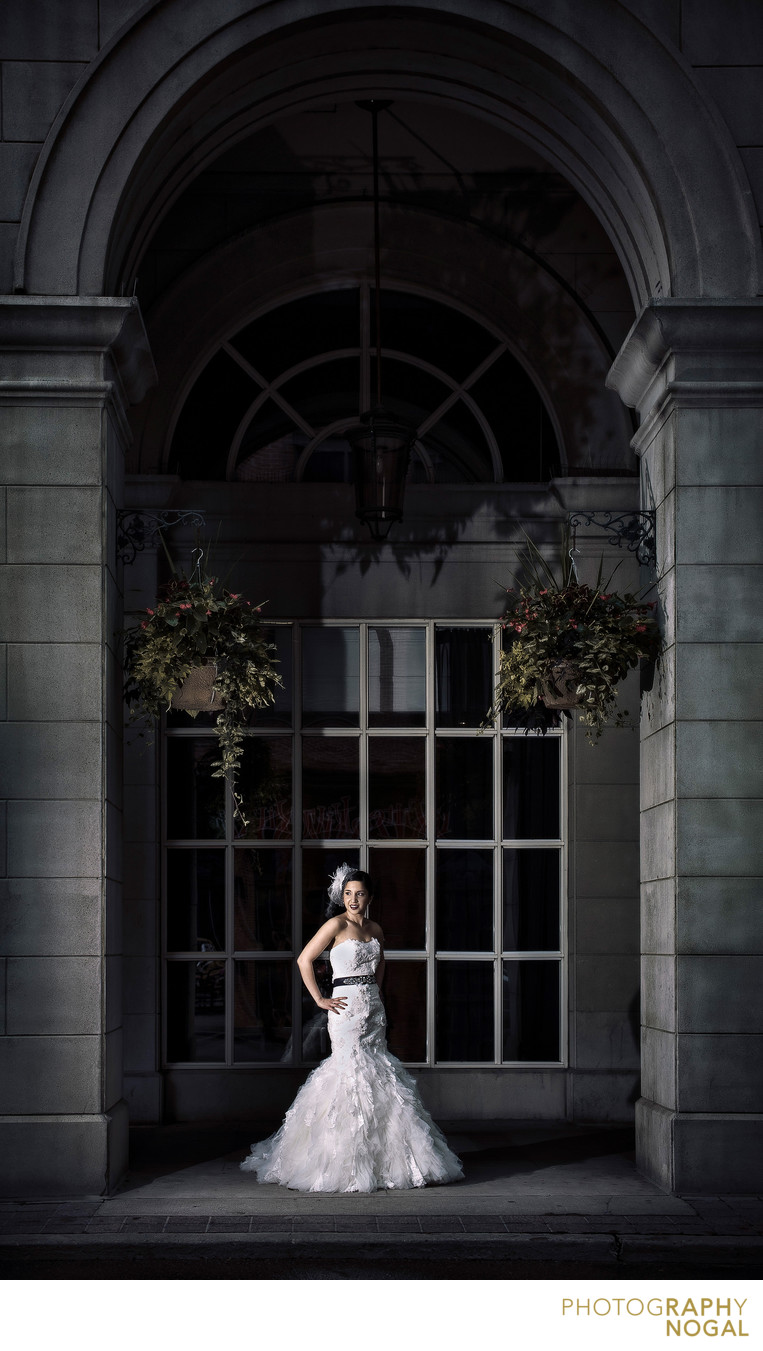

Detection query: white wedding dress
(240, 936), (464, 1192)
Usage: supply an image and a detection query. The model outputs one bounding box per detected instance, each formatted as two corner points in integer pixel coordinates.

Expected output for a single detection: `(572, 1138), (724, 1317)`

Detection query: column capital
(0, 296), (157, 413)
(607, 299), (763, 423)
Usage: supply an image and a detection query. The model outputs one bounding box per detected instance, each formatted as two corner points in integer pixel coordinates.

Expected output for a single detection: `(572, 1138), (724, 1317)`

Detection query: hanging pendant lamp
(345, 100), (415, 541)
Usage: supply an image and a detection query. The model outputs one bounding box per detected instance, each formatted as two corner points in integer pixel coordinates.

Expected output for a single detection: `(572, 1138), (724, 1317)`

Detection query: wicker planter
(171, 661), (225, 712)
(540, 659), (583, 709)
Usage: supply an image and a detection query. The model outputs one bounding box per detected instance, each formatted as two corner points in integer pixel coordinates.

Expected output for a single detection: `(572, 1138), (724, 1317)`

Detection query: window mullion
(360, 623), (368, 871)
(293, 624), (304, 1065)
(426, 620), (437, 1067)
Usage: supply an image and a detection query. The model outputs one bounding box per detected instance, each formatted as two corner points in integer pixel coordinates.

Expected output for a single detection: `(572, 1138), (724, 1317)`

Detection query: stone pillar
(0, 298), (155, 1195)
(608, 300), (763, 1193)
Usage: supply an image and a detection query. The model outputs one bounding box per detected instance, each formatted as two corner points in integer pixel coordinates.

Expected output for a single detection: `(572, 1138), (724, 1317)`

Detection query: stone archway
(5, 1), (761, 1196)
(15, 1), (760, 303)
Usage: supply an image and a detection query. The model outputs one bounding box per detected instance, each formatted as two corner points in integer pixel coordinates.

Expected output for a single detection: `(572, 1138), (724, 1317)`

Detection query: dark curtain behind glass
(435, 628), (492, 727)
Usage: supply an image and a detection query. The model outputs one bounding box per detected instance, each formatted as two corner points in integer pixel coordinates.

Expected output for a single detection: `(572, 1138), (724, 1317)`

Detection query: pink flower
(140, 621), (147, 629)
(636, 624), (646, 633)
(146, 607), (154, 615)
(206, 610), (212, 615)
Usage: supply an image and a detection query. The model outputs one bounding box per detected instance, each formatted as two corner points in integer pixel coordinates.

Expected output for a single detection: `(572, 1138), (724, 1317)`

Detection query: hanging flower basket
(540, 660), (584, 710)
(486, 534), (660, 742)
(170, 660), (225, 713)
(121, 567), (282, 823)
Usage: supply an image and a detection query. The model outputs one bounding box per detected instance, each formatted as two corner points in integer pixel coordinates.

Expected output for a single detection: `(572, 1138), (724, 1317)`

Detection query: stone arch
(15, 1), (761, 307)
(131, 202), (630, 475)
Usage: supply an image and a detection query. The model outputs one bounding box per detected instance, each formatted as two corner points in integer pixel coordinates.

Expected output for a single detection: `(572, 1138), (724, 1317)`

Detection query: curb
(2, 1231), (762, 1266)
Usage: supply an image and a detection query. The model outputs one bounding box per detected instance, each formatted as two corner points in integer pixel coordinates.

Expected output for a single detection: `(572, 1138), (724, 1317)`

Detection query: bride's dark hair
(325, 865), (374, 917)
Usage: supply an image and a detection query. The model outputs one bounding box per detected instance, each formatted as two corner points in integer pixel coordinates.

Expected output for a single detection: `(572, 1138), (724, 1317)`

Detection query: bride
(240, 863), (463, 1192)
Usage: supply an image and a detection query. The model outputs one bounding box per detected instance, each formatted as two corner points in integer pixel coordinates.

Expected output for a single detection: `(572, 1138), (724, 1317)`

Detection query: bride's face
(344, 880), (370, 919)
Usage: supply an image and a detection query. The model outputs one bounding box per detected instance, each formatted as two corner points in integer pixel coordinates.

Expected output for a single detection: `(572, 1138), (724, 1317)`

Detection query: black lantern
(346, 100), (415, 540)
(346, 404), (414, 540)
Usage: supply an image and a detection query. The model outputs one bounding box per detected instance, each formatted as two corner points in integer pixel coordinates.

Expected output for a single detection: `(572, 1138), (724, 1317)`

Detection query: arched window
(170, 286), (560, 483)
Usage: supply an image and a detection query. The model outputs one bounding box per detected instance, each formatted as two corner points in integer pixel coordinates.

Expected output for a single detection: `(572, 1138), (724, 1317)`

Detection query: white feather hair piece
(327, 861), (356, 907)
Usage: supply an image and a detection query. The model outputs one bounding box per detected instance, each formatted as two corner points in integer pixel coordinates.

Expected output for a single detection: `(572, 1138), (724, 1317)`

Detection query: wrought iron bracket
(567, 509), (656, 568)
(116, 509), (207, 565)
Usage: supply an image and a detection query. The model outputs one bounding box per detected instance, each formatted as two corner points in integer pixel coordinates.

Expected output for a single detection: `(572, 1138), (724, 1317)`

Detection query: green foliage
(122, 573), (282, 822)
(488, 539), (660, 742)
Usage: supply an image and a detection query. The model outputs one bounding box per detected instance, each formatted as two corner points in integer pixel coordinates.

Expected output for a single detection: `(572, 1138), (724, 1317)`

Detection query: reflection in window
(436, 849), (493, 951)
(503, 961), (560, 1061)
(384, 961), (427, 1061)
(435, 628), (492, 727)
(234, 849), (292, 952)
(503, 739), (560, 839)
(369, 628), (426, 727)
(302, 627), (359, 726)
(233, 961), (292, 1062)
(166, 960), (225, 1061)
(369, 738), (426, 839)
(436, 739), (493, 839)
(302, 737), (359, 839)
(503, 850), (560, 951)
(436, 961), (494, 1061)
(166, 739), (225, 840)
(235, 736), (292, 840)
(368, 848), (426, 950)
(167, 850), (225, 952)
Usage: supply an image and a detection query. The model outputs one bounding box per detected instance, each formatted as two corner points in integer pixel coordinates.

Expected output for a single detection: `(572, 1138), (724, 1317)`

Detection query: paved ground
(2, 1123), (762, 1278)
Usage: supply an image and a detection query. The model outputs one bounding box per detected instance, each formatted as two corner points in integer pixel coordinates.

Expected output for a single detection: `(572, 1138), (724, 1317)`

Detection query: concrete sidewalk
(2, 1124), (762, 1278)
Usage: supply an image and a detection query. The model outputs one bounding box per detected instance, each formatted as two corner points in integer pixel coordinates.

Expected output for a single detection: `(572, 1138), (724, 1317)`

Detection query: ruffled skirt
(240, 986), (463, 1193)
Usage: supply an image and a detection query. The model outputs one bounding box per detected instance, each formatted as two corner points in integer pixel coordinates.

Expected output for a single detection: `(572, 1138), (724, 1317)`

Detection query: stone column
(0, 298), (155, 1195)
(608, 300), (763, 1193)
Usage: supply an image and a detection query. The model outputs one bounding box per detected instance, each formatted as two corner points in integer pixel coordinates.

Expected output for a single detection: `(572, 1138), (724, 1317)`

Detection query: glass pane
(167, 849), (225, 952)
(435, 628), (493, 727)
(436, 849), (493, 951)
(503, 739), (560, 839)
(301, 848), (360, 937)
(369, 738), (426, 839)
(503, 960), (560, 1061)
(166, 960), (225, 1062)
(369, 628), (426, 727)
(166, 738), (225, 839)
(436, 739), (493, 839)
(235, 736), (292, 840)
(423, 399), (493, 484)
(233, 961), (292, 1063)
(302, 737), (359, 839)
(302, 628), (359, 727)
(231, 289), (360, 383)
(384, 961), (427, 1061)
(368, 848), (426, 949)
(233, 849), (292, 952)
(249, 627), (292, 726)
(503, 850), (560, 951)
(436, 961), (494, 1061)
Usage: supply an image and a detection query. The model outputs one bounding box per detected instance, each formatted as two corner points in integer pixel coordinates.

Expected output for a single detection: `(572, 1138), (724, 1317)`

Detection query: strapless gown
(240, 937), (464, 1192)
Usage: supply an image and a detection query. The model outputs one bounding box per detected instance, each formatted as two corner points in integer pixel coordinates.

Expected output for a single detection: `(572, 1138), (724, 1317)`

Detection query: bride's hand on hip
(318, 995), (347, 1015)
